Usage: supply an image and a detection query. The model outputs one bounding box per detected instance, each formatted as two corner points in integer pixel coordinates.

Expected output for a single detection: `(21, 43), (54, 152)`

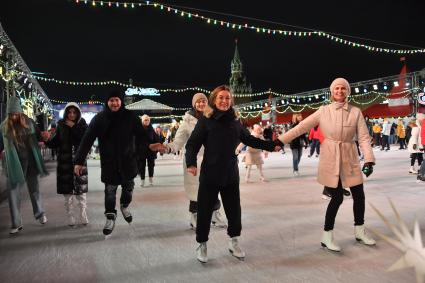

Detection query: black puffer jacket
(185, 108), (276, 186)
(46, 103), (88, 195)
(74, 105), (148, 185)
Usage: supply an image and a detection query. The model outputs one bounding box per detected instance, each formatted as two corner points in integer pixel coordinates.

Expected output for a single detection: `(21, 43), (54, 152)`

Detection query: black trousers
(411, 153), (423, 166)
(398, 138), (406, 149)
(324, 179), (365, 231)
(139, 157), (155, 179)
(196, 181), (241, 243)
(189, 199), (221, 213)
(104, 180), (134, 214)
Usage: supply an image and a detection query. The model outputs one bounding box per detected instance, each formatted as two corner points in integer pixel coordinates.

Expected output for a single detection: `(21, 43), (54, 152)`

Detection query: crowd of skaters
(1, 78), (424, 263)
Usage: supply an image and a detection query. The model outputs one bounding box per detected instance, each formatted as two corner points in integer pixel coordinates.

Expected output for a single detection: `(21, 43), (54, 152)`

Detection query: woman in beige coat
(237, 124), (268, 182)
(278, 78), (376, 252)
(165, 93), (226, 229)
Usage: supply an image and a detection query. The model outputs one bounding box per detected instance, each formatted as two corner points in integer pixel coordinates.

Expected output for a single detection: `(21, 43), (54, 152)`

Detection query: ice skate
(103, 213), (116, 237)
(228, 237), (245, 260)
(9, 226), (23, 235)
(321, 230), (341, 252)
(354, 225), (376, 246)
(211, 210), (227, 228)
(120, 205), (133, 224)
(196, 242), (208, 263)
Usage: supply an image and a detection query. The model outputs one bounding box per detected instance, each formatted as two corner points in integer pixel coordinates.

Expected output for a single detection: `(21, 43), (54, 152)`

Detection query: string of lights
(72, 0), (425, 55)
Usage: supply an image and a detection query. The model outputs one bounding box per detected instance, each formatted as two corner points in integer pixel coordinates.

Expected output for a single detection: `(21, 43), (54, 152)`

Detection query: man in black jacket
(74, 90), (161, 236)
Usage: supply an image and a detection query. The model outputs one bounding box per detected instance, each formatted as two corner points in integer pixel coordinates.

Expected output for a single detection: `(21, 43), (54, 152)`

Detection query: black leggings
(324, 179), (365, 231)
(411, 153), (423, 166)
(139, 157), (155, 179)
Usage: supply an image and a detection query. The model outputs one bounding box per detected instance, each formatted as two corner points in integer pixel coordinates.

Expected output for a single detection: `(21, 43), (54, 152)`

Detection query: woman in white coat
(407, 118), (423, 174)
(165, 93), (226, 229)
(278, 78), (376, 252)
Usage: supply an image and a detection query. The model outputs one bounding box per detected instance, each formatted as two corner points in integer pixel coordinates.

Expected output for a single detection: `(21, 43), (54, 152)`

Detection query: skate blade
(229, 250), (245, 261)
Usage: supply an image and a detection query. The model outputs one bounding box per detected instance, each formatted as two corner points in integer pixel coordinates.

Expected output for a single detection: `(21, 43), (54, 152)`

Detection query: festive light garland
(49, 98), (103, 105)
(72, 0), (425, 55)
(239, 88), (419, 117)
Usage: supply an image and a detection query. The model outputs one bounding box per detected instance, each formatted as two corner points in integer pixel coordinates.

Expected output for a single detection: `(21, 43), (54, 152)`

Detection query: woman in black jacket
(45, 103), (88, 226)
(138, 114), (159, 187)
(185, 85), (280, 263)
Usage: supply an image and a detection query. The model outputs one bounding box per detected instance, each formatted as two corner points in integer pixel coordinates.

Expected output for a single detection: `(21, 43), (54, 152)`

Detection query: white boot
(149, 177), (153, 186)
(409, 166), (418, 174)
(321, 230), (341, 252)
(141, 179), (145, 187)
(228, 237), (245, 260)
(196, 242), (208, 263)
(211, 210), (227, 228)
(355, 225), (376, 245)
(190, 213), (197, 230)
(76, 194), (89, 225)
(64, 194), (75, 227)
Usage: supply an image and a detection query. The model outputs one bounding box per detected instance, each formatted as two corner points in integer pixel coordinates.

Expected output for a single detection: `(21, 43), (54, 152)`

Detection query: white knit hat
(330, 77), (351, 97)
(192, 92), (208, 108)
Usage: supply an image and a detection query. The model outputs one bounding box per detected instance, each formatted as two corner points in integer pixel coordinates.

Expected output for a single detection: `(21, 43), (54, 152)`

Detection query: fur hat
(192, 92), (208, 108)
(6, 96), (23, 114)
(330, 78), (351, 100)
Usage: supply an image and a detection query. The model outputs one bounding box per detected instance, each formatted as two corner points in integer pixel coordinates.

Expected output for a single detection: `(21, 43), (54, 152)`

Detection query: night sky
(1, 0), (425, 108)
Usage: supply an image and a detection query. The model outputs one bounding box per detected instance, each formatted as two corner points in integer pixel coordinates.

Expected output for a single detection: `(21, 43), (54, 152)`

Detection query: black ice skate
(120, 205), (133, 224)
(103, 213), (116, 238)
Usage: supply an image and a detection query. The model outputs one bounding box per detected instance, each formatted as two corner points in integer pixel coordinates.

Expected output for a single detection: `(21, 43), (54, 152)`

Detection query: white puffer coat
(166, 111), (204, 201)
(408, 125), (422, 153)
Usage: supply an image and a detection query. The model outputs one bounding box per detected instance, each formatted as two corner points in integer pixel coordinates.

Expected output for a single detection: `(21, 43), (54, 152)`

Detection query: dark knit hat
(6, 96), (23, 114)
(105, 89), (124, 103)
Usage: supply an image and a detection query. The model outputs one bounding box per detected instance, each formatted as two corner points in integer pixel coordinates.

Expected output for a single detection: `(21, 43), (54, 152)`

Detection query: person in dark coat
(288, 113), (308, 176)
(138, 114), (159, 187)
(73, 90), (161, 236)
(44, 102), (88, 226)
(185, 85), (280, 263)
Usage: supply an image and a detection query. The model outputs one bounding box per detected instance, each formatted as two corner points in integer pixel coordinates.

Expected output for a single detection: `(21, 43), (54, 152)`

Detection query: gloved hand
(274, 140), (284, 147)
(362, 162), (374, 177)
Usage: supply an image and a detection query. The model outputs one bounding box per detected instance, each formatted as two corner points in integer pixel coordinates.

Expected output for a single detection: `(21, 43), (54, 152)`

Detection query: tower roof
(232, 39), (241, 64)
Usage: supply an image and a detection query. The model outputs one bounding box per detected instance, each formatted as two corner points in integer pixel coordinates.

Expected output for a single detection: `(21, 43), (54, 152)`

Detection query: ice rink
(0, 147), (423, 283)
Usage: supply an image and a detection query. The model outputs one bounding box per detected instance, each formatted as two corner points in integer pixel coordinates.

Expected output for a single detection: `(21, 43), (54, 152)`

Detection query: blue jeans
(104, 180), (134, 215)
(309, 139), (320, 156)
(291, 147), (303, 171)
(8, 164), (45, 228)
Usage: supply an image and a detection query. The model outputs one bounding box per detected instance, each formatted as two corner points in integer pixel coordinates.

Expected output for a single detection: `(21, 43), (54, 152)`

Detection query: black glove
(274, 140), (284, 147)
(362, 162), (374, 177)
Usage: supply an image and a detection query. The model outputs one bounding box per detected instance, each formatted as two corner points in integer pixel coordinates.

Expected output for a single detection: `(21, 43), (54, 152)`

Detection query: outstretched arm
(74, 117), (98, 166)
(278, 108), (321, 145)
(166, 121), (190, 154)
(240, 127), (277, 152)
